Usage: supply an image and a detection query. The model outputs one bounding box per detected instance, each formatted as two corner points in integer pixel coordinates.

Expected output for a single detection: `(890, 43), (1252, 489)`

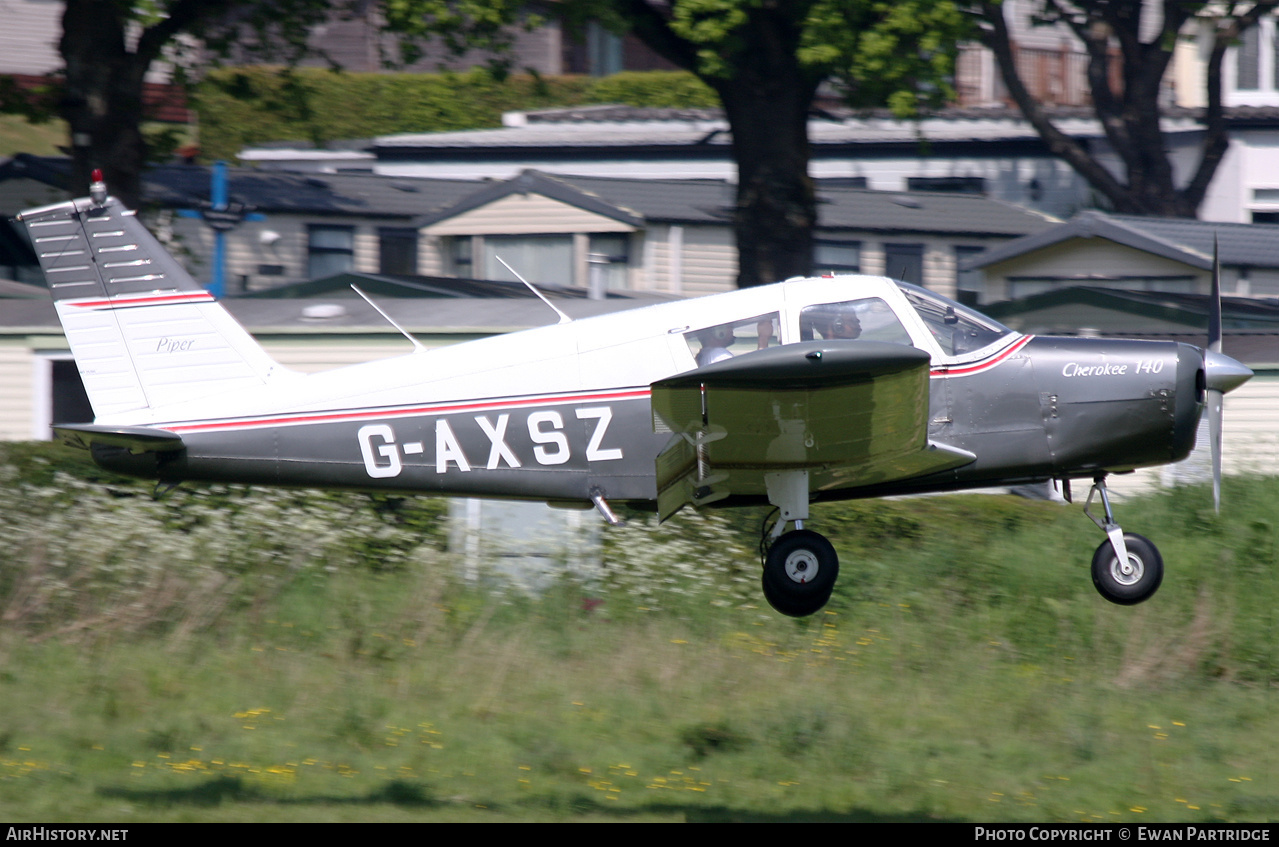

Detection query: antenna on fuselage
(495, 255), (572, 325)
(350, 285), (426, 353)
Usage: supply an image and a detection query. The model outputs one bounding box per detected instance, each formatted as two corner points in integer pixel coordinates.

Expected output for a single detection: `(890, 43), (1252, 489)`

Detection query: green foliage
(582, 71), (718, 109)
(193, 67), (717, 161)
(4, 443), (1279, 820)
(0, 74), (60, 125)
(381, 0), (536, 77)
(827, 1), (973, 115)
(0, 448), (450, 641)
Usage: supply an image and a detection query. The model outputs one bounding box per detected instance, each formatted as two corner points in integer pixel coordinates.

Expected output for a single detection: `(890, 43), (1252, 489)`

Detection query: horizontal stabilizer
(53, 423), (185, 454)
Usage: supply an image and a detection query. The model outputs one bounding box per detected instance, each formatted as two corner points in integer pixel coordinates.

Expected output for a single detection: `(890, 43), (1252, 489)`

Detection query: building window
(816, 177), (868, 189)
(587, 234), (629, 291)
(814, 240), (861, 274)
(955, 245), (987, 305)
(307, 225), (354, 279)
(884, 243), (924, 285)
(51, 359), (93, 427)
(906, 176), (986, 194)
(378, 227), (418, 275)
(450, 236), (474, 277)
(1229, 15), (1279, 103)
(1239, 24), (1261, 91)
(1250, 189), (1279, 223)
(587, 22), (623, 76)
(483, 235), (573, 286)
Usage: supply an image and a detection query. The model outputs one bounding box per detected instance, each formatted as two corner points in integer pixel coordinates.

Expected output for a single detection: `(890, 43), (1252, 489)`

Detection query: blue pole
(210, 161), (227, 299)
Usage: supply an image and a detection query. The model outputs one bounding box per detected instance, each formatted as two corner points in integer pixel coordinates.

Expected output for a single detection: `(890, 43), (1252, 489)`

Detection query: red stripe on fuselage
(162, 388), (654, 434)
(929, 335), (1033, 378)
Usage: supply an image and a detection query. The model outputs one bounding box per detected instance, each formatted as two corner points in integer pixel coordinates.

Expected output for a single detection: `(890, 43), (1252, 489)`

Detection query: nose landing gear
(1082, 476), (1164, 605)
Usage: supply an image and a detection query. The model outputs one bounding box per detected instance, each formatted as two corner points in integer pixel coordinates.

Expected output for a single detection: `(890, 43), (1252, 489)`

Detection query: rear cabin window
(685, 313), (780, 366)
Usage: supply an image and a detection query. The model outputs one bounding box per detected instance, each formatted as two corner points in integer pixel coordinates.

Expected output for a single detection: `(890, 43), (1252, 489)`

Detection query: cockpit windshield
(896, 282), (1013, 356)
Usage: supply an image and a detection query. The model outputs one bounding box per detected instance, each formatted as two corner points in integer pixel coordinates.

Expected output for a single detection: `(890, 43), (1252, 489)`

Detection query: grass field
(1, 442), (1276, 822)
(0, 114), (66, 158)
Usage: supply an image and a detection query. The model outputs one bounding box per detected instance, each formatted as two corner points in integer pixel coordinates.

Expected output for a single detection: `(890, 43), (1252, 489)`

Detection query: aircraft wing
(651, 341), (975, 519)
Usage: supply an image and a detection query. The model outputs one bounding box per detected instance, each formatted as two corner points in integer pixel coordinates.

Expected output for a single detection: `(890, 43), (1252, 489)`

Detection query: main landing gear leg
(759, 471), (839, 617)
(1083, 475), (1163, 605)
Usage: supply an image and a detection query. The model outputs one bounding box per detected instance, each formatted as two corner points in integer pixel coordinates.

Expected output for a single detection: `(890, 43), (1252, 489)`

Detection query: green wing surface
(651, 341), (975, 519)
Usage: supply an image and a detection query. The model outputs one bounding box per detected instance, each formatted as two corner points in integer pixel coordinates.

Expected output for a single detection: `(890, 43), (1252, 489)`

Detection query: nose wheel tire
(1091, 532), (1163, 606)
(762, 529), (839, 617)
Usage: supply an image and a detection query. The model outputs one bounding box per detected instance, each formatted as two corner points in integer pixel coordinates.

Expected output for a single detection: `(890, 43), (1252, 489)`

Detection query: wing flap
(652, 341), (974, 517)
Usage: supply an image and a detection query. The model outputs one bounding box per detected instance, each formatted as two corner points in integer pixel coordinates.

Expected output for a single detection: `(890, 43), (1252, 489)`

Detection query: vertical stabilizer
(18, 192), (291, 421)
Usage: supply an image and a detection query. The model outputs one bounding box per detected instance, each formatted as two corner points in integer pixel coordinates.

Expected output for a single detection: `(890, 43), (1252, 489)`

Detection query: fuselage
(89, 275), (1209, 509)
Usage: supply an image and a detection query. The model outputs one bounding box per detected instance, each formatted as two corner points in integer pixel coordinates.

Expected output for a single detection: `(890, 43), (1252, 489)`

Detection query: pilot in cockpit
(814, 309), (862, 340)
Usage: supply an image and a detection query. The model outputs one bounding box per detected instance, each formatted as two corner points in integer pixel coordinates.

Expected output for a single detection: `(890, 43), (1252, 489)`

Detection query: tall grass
(0, 442), (1276, 822)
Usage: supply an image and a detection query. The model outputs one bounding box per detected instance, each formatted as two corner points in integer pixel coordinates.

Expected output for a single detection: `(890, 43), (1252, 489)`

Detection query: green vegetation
(1, 440), (1277, 822)
(192, 68), (719, 162)
(0, 113), (67, 158)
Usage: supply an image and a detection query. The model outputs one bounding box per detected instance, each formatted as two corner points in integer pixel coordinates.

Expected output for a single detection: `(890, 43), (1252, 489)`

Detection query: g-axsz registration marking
(357, 405), (626, 478)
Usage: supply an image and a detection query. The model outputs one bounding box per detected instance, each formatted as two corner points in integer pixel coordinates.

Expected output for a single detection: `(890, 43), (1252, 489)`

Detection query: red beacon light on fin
(89, 168), (107, 206)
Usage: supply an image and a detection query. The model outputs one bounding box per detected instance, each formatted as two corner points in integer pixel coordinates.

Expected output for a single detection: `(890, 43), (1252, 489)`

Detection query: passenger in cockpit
(694, 324), (736, 366)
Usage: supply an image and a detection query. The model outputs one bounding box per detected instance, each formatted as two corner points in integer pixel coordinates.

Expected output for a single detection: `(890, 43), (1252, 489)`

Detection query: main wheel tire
(1091, 532), (1163, 606)
(762, 573), (833, 618)
(762, 530), (839, 617)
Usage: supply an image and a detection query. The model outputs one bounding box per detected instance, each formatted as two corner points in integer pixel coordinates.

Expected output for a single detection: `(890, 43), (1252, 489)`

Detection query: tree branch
(973, 1), (1133, 208)
(618, 0), (701, 74)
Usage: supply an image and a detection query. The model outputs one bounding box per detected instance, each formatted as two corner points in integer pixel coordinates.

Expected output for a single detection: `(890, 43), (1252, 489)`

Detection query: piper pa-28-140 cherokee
(17, 175), (1254, 617)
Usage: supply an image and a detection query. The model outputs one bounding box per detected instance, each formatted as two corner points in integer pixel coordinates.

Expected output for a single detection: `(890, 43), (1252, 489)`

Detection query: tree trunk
(622, 0), (820, 287)
(714, 45), (819, 288)
(60, 1), (150, 209)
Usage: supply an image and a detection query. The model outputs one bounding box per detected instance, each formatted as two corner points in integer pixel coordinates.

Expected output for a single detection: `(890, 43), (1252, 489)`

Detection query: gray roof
(970, 210), (1279, 270)
(0, 293), (679, 337)
(371, 103), (1279, 156)
(2, 154), (484, 220)
(986, 285), (1279, 328)
(424, 170), (1055, 237)
(555, 174), (735, 224)
(416, 170), (648, 228)
(0, 280), (45, 299)
(814, 186), (1056, 237)
(144, 164), (482, 219)
(560, 173), (1054, 237)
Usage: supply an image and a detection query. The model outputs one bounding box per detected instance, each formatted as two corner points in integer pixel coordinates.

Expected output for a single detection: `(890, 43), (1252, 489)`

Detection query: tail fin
(18, 191), (291, 421)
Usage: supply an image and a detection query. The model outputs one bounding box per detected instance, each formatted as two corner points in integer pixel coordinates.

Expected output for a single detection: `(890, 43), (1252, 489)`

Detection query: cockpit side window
(799, 298), (913, 346)
(685, 312), (780, 366)
(897, 282), (1011, 356)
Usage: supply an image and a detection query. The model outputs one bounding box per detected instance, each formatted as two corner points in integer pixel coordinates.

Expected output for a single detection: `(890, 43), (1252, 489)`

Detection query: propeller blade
(1207, 234), (1226, 512)
(1209, 234), (1223, 354)
(1209, 387), (1223, 513)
